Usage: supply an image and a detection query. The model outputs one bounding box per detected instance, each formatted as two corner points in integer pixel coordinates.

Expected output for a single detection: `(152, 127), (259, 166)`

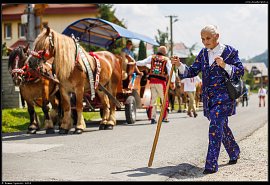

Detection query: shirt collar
(207, 43), (225, 53)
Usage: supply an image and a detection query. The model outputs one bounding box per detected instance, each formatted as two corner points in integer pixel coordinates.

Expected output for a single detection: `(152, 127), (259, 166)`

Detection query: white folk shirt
(181, 76), (201, 92)
(258, 88), (267, 96)
(178, 43), (233, 76)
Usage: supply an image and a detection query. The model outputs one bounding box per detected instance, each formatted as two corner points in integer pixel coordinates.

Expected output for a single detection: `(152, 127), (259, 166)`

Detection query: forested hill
(243, 50), (268, 67)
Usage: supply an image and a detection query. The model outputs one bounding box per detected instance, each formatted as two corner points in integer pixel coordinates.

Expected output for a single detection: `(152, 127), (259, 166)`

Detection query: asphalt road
(2, 94), (268, 181)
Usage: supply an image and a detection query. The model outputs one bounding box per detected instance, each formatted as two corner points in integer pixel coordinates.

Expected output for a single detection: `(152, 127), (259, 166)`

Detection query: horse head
(8, 45), (45, 86)
(8, 46), (29, 86)
(33, 26), (55, 60)
(175, 76), (182, 88)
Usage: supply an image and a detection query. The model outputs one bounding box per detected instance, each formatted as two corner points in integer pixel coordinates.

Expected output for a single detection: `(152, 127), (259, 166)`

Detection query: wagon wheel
(125, 95), (136, 124)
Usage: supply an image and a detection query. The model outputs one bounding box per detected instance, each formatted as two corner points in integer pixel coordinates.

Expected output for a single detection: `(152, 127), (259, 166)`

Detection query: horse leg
(58, 87), (72, 134)
(42, 79), (55, 134)
(169, 93), (175, 112)
(50, 96), (60, 127)
(106, 88), (118, 130)
(50, 90), (62, 129)
(177, 94), (182, 113)
(97, 91), (110, 130)
(73, 86), (86, 134)
(27, 102), (39, 134)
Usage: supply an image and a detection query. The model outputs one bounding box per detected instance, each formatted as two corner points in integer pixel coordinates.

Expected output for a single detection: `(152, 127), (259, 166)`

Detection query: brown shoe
(193, 112), (198, 118)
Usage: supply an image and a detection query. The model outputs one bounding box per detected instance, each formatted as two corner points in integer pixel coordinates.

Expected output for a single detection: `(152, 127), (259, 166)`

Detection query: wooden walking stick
(148, 64), (175, 167)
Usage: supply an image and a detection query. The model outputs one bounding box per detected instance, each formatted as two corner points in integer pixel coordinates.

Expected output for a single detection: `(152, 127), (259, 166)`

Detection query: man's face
(201, 31), (219, 50)
(127, 42), (133, 50)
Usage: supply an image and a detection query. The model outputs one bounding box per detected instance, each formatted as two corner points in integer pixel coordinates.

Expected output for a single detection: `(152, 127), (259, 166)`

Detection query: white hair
(201, 25), (219, 35)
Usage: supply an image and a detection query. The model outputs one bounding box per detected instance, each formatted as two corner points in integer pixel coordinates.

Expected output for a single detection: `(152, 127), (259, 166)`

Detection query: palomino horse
(8, 45), (61, 134)
(33, 27), (122, 134)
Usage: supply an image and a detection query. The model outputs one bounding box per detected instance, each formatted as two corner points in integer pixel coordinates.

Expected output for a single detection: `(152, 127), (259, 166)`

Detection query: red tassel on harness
(89, 52), (99, 59)
(30, 51), (41, 58)
(38, 50), (50, 58)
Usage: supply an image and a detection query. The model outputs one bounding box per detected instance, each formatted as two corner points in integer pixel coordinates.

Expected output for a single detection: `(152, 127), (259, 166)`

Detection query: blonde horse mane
(33, 28), (88, 81)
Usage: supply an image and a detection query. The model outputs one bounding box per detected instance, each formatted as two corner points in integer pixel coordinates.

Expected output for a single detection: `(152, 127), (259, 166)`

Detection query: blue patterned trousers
(205, 115), (240, 172)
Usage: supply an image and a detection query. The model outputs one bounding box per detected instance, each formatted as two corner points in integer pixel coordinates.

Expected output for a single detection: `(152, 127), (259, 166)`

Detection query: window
(18, 23), (26, 38)
(4, 23), (12, 39)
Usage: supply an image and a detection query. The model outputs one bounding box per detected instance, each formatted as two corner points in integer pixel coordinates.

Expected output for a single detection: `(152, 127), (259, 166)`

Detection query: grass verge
(2, 108), (100, 133)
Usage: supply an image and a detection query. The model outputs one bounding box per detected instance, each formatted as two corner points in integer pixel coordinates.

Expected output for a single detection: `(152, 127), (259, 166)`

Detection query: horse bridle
(11, 48), (51, 84)
(49, 32), (54, 48)
(45, 32), (55, 58)
(9, 47), (29, 81)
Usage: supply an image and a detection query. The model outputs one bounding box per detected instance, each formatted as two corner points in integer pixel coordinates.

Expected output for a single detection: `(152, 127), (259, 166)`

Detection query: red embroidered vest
(149, 54), (168, 81)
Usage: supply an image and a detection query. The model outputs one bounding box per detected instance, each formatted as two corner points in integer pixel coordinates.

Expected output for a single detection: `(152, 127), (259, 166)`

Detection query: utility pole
(34, 4), (48, 36)
(26, 4), (35, 49)
(165, 15), (178, 57)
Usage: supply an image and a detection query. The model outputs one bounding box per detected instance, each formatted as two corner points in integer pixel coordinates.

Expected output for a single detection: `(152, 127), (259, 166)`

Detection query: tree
(153, 28), (169, 54)
(82, 4), (125, 53)
(138, 41), (147, 60)
(189, 43), (198, 56)
(184, 43), (198, 66)
(185, 54), (196, 67)
(243, 70), (255, 90)
(98, 4), (115, 23)
(185, 42), (202, 78)
(155, 29), (169, 46)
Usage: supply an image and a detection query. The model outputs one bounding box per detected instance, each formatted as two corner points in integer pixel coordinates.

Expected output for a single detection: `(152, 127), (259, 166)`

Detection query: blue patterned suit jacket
(178, 45), (244, 119)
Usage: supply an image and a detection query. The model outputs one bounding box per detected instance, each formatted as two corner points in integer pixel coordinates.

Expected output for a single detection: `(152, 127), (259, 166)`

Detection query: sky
(113, 4), (268, 59)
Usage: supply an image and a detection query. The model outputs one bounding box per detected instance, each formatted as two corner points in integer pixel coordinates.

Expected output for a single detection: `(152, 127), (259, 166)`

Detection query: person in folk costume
(136, 46), (175, 124)
(258, 85), (267, 107)
(181, 75), (202, 117)
(171, 25), (244, 174)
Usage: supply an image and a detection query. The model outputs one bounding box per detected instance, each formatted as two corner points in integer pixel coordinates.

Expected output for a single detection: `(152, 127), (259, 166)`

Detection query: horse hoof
(99, 124), (106, 130)
(105, 125), (113, 130)
(73, 128), (83, 134)
(27, 129), (37, 134)
(59, 128), (69, 134)
(46, 128), (55, 134)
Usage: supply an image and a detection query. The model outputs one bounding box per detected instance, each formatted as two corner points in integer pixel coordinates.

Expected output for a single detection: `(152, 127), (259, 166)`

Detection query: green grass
(2, 108), (100, 133)
(2, 108), (43, 133)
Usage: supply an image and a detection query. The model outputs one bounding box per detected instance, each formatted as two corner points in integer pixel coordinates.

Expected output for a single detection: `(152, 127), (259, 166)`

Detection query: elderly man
(171, 25), (244, 174)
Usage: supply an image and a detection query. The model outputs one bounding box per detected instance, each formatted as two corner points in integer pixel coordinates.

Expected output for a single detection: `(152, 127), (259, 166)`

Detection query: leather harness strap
(72, 35), (95, 100)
